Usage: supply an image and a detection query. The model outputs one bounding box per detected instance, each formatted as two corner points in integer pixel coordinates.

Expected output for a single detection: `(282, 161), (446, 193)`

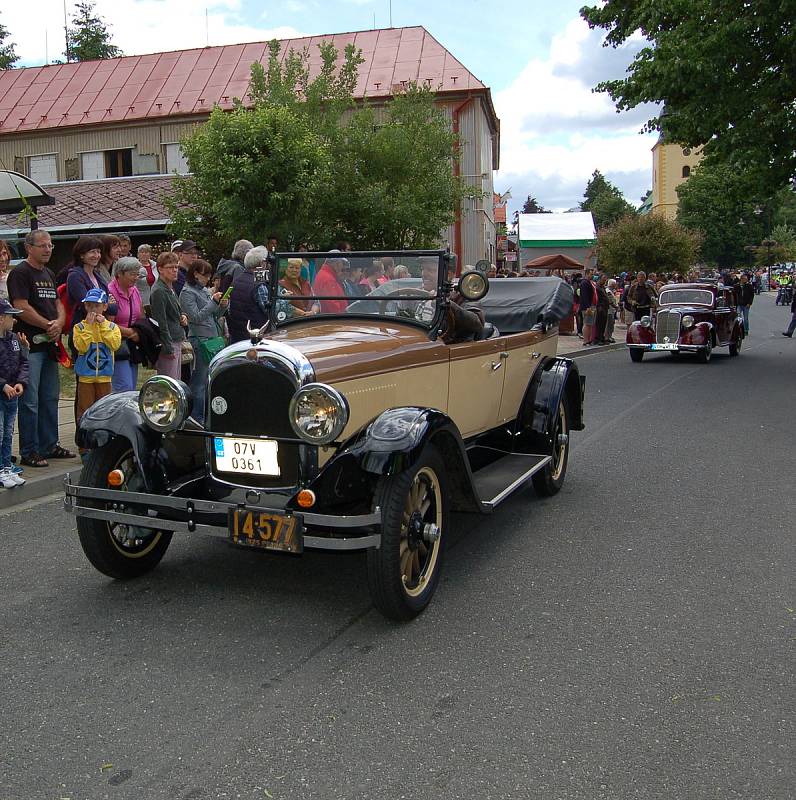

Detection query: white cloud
(7, 0), (306, 65)
(494, 16), (658, 213)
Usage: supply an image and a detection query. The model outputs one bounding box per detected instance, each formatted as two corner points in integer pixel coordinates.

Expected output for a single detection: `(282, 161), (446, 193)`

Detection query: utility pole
(63, 0), (70, 62)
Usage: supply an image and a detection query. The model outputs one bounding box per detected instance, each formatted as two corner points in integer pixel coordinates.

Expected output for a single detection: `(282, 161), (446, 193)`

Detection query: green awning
(519, 239), (595, 248)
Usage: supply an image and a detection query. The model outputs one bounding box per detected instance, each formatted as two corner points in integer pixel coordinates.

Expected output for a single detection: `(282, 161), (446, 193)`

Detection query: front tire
(532, 400), (570, 497)
(629, 348), (644, 362)
(367, 448), (447, 621)
(698, 339), (713, 363)
(729, 334), (742, 356)
(76, 437), (172, 579)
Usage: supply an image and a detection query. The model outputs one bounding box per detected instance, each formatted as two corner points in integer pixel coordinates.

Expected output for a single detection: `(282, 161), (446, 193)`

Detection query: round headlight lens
(289, 383), (349, 445)
(457, 270), (489, 302)
(139, 376), (192, 432)
(640, 315), (651, 327)
(682, 314), (695, 328)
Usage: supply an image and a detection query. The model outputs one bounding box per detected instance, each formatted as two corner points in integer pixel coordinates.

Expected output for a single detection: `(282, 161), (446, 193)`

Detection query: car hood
(266, 320), (449, 383)
(658, 305), (714, 316)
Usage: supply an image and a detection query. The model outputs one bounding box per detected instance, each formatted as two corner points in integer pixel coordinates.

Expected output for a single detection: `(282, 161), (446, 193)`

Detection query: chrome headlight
(640, 315), (651, 327)
(289, 383), (349, 445)
(138, 376), (192, 432)
(682, 314), (695, 328)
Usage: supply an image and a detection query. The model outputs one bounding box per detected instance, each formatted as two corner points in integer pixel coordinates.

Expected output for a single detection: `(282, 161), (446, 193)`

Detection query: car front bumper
(627, 343), (705, 353)
(63, 474), (382, 551)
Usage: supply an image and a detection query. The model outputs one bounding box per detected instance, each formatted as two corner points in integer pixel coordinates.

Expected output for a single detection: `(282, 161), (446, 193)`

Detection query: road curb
(0, 468), (72, 513)
(567, 342), (625, 359)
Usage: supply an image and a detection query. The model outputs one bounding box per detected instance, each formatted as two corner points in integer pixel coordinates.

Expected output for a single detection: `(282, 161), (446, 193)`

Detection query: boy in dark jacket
(0, 299), (29, 488)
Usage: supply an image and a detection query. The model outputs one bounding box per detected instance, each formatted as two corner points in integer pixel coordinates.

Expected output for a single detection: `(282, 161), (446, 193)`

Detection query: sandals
(46, 445), (76, 459)
(20, 453), (49, 468)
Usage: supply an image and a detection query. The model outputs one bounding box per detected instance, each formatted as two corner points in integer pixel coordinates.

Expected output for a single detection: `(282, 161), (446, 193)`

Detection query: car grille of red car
(656, 310), (681, 343)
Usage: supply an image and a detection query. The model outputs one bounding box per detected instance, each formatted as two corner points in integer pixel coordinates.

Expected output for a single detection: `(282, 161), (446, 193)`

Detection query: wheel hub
(407, 510), (425, 550)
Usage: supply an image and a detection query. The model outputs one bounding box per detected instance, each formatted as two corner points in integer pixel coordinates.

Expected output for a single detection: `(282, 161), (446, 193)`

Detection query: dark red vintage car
(626, 282), (744, 363)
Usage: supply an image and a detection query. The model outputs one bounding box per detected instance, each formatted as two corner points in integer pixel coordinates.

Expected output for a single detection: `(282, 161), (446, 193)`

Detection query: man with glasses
(7, 229), (75, 467)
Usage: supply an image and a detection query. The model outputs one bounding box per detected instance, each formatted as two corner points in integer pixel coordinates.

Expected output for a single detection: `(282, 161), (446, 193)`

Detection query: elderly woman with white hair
(108, 256), (144, 391)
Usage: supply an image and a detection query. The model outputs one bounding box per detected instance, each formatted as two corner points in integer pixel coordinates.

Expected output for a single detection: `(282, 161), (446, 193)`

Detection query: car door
(713, 290), (733, 343)
(497, 330), (558, 424)
(447, 337), (507, 438)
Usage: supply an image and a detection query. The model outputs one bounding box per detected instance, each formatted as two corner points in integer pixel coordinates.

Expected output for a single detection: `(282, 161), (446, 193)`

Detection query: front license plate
(214, 437), (279, 476)
(651, 343), (678, 350)
(229, 509), (303, 553)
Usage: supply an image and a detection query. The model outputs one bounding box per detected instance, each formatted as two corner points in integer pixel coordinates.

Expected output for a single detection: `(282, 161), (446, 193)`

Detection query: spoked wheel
(77, 437), (172, 579)
(532, 400), (570, 497)
(367, 448), (447, 621)
(698, 340), (713, 363)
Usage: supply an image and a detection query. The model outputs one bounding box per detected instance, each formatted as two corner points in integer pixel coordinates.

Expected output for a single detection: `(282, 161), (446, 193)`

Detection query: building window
(80, 149), (133, 180)
(28, 153), (58, 185)
(164, 143), (190, 174)
(682, 165), (691, 178)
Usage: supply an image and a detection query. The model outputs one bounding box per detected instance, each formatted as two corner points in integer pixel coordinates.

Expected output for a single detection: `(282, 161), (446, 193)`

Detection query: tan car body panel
(269, 319), (559, 460)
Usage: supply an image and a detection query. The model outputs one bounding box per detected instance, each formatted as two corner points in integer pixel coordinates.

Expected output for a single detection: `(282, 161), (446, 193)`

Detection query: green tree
(580, 0), (796, 191)
(65, 1), (122, 61)
(676, 162), (769, 267)
(521, 195), (550, 214)
(580, 170), (636, 228)
(0, 13), (19, 69)
(595, 212), (703, 274)
(165, 41), (473, 251)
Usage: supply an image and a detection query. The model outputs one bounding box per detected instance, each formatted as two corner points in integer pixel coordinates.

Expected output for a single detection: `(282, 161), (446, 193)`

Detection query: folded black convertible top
(477, 277), (574, 334)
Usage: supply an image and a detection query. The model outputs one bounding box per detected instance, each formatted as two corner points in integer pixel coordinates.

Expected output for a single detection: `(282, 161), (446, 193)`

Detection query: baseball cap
(172, 239), (199, 253)
(0, 299), (22, 316)
(83, 288), (108, 304)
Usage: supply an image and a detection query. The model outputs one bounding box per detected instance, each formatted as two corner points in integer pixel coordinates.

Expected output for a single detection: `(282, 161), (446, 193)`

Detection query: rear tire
(532, 400), (569, 497)
(729, 335), (742, 356)
(76, 438), (172, 579)
(629, 348), (644, 362)
(367, 447), (447, 621)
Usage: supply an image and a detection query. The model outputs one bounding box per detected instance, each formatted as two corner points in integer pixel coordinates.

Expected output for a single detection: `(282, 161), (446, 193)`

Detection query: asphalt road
(1, 295), (793, 800)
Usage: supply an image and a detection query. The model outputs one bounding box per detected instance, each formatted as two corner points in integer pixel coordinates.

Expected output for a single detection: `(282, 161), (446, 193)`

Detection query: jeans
(0, 395), (18, 468)
(18, 350), (60, 458)
(739, 304), (750, 333)
(111, 359), (138, 392)
(188, 337), (208, 422)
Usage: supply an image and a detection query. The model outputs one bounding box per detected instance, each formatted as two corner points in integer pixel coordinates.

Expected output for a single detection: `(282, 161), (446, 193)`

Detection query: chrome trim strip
(480, 456), (552, 511)
(207, 339), (315, 386)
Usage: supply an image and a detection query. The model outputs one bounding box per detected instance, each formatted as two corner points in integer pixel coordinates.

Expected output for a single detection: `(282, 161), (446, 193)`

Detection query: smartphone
(221, 285), (234, 300)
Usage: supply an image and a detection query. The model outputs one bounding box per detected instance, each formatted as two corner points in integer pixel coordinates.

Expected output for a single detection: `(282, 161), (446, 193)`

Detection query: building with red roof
(0, 26), (499, 267)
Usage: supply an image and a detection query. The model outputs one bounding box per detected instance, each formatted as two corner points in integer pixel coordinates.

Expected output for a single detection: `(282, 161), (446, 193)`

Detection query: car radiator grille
(208, 362), (301, 488)
(656, 310), (681, 343)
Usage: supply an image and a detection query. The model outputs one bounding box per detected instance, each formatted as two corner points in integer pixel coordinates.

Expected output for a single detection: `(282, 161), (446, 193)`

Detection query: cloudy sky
(4, 0), (658, 215)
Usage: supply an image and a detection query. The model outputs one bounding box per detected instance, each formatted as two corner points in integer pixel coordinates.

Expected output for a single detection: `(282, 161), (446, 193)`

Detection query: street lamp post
(761, 238), (777, 290)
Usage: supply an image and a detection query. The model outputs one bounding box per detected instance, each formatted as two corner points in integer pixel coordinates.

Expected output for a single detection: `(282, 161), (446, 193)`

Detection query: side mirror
(457, 269), (489, 302)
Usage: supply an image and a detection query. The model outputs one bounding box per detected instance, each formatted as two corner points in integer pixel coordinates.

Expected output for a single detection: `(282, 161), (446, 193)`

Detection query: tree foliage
(66, 1), (122, 61)
(596, 212), (703, 274)
(521, 195), (550, 214)
(580, 0), (796, 191)
(0, 13), (19, 69)
(165, 40), (474, 251)
(676, 162), (771, 267)
(580, 170), (636, 228)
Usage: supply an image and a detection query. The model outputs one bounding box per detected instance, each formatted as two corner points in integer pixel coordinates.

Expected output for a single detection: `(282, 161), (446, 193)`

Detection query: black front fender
(76, 392), (164, 490)
(516, 357), (585, 454)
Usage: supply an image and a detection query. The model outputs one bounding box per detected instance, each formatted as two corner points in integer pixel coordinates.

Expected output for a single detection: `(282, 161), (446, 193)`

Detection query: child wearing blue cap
(0, 299), (28, 488)
(73, 288), (121, 434)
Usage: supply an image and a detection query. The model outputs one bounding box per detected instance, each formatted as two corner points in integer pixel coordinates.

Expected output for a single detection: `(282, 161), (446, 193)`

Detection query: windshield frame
(268, 249), (450, 336)
(658, 288), (715, 307)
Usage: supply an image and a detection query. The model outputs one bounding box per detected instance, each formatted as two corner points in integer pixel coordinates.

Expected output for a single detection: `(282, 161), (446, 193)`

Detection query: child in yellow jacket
(73, 288), (121, 429)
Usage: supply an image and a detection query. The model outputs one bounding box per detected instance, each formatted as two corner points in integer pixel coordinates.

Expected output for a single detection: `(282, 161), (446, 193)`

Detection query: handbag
(198, 335), (226, 364)
(180, 339), (194, 365)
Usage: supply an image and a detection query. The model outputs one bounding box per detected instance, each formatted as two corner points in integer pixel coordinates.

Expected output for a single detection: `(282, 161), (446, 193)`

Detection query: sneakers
(0, 468), (25, 488)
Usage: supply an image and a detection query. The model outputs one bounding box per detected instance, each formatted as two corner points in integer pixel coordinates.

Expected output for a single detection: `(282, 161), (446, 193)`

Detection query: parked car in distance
(65, 250), (585, 621)
(626, 282), (744, 363)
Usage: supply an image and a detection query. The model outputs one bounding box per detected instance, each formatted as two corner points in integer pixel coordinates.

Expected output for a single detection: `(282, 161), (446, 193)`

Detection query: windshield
(268, 250), (446, 329)
(659, 288), (714, 307)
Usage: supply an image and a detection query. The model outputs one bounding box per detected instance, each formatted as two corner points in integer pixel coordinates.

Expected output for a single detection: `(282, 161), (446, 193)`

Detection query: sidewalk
(0, 397), (80, 511)
(557, 317), (628, 357)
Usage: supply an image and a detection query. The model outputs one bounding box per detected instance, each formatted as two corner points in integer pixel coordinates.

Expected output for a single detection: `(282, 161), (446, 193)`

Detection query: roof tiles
(0, 27), (487, 135)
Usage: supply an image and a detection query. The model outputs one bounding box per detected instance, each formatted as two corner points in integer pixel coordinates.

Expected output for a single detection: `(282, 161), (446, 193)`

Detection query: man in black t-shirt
(7, 230), (74, 467)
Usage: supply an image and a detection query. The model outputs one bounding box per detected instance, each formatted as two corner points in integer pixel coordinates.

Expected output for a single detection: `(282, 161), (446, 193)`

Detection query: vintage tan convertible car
(64, 251), (585, 620)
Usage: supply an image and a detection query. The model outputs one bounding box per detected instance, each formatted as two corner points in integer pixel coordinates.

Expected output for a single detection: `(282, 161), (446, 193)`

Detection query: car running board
(473, 453), (552, 512)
